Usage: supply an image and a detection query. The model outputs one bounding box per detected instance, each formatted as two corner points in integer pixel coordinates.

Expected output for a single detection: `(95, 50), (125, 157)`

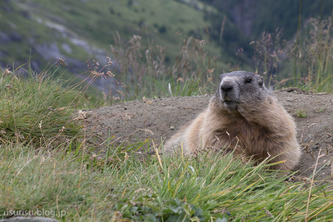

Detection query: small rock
(286, 97), (293, 102)
(74, 110), (92, 120)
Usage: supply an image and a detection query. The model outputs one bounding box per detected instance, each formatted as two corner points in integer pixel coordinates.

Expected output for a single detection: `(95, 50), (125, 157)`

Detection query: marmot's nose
(221, 82), (233, 92)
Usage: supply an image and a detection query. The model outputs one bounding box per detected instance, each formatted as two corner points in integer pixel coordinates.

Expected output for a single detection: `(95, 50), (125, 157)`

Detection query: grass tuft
(0, 67), (86, 146)
(1, 141), (332, 221)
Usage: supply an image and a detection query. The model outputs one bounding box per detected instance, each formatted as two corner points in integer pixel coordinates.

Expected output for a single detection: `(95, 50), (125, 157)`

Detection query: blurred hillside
(0, 0), (216, 67)
(0, 0), (332, 93)
(201, 0), (333, 60)
(0, 0), (223, 92)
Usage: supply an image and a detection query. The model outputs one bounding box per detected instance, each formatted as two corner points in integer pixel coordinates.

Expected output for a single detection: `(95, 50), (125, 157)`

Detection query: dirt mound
(82, 89), (333, 180)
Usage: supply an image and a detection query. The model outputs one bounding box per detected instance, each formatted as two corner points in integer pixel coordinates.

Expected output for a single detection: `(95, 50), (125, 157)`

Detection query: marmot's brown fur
(164, 71), (301, 171)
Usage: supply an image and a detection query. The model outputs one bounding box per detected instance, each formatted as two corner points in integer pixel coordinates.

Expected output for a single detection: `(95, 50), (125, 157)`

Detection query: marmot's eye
(245, 78), (252, 84)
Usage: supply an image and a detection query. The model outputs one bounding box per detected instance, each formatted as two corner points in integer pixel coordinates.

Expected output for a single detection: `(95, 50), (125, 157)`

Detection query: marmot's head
(215, 71), (269, 110)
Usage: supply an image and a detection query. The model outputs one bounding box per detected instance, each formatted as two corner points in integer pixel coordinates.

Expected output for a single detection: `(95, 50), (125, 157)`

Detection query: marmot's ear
(258, 76), (264, 87)
(220, 73), (225, 79)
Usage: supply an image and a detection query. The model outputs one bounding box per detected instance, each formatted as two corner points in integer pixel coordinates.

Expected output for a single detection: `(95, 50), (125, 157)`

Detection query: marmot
(164, 71), (301, 171)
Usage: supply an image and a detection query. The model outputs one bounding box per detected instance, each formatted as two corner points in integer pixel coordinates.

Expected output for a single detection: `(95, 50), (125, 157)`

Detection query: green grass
(0, 0), (231, 100)
(2, 0), (333, 96)
(0, 65), (332, 221)
(295, 110), (307, 118)
(21, 0), (212, 49)
(1, 0), (223, 72)
(0, 67), (89, 146)
(1, 22), (333, 220)
(252, 17), (333, 93)
(1, 141), (332, 221)
(108, 34), (222, 100)
(288, 16), (333, 93)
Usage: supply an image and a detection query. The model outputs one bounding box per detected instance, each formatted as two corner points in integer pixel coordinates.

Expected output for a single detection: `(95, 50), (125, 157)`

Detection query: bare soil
(81, 89), (333, 181)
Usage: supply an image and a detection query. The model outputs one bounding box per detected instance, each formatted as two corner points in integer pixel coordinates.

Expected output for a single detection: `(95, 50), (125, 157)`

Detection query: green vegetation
(98, 21), (333, 103)
(0, 64), (332, 221)
(295, 110), (307, 118)
(1, 0), (332, 96)
(250, 16), (333, 92)
(0, 0), (224, 71)
(289, 17), (333, 92)
(109, 35), (220, 100)
(203, 0), (333, 56)
(0, 67), (88, 146)
(1, 2), (333, 219)
(1, 139), (332, 221)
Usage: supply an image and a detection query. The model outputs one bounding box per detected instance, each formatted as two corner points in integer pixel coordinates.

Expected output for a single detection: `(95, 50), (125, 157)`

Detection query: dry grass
(109, 33), (225, 100)
(251, 16), (333, 93)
